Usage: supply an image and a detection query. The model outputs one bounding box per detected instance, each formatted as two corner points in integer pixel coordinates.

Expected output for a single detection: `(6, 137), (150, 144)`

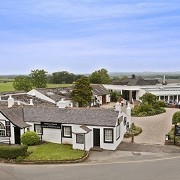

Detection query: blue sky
(0, 0), (180, 74)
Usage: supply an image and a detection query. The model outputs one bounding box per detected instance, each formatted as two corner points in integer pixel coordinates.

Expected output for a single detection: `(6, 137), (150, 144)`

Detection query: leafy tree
(110, 91), (121, 102)
(51, 71), (76, 84)
(172, 111), (180, 124)
(90, 68), (111, 84)
(71, 77), (93, 107)
(30, 69), (48, 88)
(140, 93), (157, 105)
(13, 76), (32, 91)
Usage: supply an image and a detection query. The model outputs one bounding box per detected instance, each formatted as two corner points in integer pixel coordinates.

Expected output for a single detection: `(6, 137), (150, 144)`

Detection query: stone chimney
(29, 99), (34, 105)
(58, 98), (66, 109)
(8, 95), (14, 108)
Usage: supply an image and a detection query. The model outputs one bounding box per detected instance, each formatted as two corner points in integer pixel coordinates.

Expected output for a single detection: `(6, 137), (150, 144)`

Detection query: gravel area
(130, 108), (180, 144)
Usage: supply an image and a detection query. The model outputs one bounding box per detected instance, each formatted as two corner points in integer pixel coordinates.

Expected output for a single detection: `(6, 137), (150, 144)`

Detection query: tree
(30, 69), (48, 88)
(90, 68), (111, 84)
(71, 77), (93, 107)
(13, 76), (32, 91)
(140, 93), (157, 105)
(172, 111), (180, 124)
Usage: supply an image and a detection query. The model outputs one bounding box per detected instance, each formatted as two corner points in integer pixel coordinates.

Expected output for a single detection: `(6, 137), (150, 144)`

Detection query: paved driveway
(130, 108), (180, 144)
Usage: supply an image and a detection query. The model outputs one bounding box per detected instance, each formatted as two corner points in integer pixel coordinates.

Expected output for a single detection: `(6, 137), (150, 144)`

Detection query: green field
(0, 82), (15, 92)
(0, 82), (72, 92)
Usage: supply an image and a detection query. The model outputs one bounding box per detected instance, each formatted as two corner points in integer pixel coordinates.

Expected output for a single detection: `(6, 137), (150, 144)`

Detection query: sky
(0, 0), (180, 75)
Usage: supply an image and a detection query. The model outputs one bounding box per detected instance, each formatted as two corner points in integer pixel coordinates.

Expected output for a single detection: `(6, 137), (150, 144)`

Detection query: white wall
(106, 94), (111, 103)
(27, 89), (56, 104)
(136, 89), (146, 100)
(42, 128), (61, 143)
(0, 113), (15, 144)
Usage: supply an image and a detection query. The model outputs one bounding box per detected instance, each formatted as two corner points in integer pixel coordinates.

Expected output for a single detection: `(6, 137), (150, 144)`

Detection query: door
(14, 127), (21, 144)
(102, 95), (106, 104)
(93, 129), (100, 147)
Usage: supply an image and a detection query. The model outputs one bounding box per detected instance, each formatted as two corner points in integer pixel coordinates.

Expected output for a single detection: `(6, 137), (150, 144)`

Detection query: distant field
(0, 82), (72, 92)
(0, 82), (15, 92)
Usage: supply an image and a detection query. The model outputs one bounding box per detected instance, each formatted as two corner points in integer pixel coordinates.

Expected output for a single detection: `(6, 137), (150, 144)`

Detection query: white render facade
(104, 84), (180, 103)
(0, 104), (131, 151)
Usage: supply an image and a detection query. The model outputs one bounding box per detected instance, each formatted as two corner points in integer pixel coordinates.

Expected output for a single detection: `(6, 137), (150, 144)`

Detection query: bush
(124, 123), (142, 138)
(172, 111), (180, 124)
(21, 131), (40, 146)
(156, 100), (166, 107)
(0, 144), (28, 159)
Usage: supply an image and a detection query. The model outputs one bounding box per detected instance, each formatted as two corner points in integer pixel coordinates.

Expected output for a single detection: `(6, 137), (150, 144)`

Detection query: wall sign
(41, 122), (61, 129)
(175, 125), (180, 136)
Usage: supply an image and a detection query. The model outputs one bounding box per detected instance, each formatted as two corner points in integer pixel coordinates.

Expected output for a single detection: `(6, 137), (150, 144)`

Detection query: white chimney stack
(29, 99), (34, 105)
(8, 95), (14, 108)
(163, 75), (166, 85)
(17, 101), (21, 106)
(115, 102), (121, 112)
(126, 103), (131, 117)
(58, 98), (66, 109)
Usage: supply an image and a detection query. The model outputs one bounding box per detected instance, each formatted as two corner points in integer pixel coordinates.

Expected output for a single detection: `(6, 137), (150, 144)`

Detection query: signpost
(174, 124), (180, 145)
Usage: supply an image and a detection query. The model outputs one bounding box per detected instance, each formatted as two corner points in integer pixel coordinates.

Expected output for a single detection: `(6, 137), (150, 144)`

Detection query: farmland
(0, 82), (72, 92)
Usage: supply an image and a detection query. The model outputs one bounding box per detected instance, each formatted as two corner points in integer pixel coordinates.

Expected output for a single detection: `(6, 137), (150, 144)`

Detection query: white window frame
(116, 125), (120, 140)
(0, 122), (5, 137)
(104, 128), (113, 143)
(34, 124), (42, 135)
(63, 126), (72, 138)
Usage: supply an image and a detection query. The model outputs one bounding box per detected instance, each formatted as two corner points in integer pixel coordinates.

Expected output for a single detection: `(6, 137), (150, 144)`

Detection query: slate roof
(119, 77), (159, 86)
(91, 84), (110, 96)
(0, 107), (30, 128)
(36, 87), (72, 101)
(1, 94), (55, 107)
(0, 107), (119, 127)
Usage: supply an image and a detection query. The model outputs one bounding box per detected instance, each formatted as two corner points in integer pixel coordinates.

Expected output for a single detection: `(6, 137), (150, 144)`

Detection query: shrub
(172, 111), (180, 124)
(0, 144), (28, 159)
(124, 123), (142, 138)
(21, 131), (40, 146)
(155, 100), (166, 107)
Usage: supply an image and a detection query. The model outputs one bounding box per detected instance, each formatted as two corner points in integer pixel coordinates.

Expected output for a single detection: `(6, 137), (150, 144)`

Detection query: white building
(0, 104), (131, 151)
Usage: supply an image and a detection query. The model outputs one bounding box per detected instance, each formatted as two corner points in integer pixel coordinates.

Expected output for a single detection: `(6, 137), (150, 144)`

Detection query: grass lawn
(26, 142), (85, 161)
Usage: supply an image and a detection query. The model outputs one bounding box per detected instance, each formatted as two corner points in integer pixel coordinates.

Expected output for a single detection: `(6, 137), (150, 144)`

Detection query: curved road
(0, 155), (180, 180)
(131, 108), (180, 144)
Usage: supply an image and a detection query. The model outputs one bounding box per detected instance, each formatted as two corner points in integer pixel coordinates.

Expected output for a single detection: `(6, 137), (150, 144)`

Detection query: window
(76, 134), (84, 144)
(5, 121), (11, 137)
(0, 122), (5, 137)
(62, 126), (72, 138)
(104, 128), (113, 143)
(34, 124), (43, 135)
(124, 117), (127, 126)
(116, 125), (120, 140)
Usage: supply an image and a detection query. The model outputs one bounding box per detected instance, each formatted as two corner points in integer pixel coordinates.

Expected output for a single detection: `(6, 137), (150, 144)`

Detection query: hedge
(0, 144), (28, 159)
